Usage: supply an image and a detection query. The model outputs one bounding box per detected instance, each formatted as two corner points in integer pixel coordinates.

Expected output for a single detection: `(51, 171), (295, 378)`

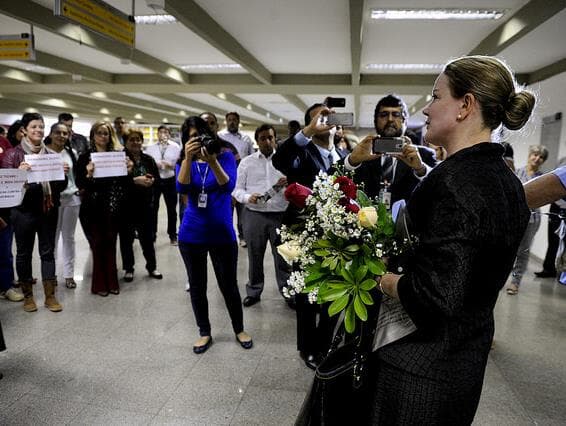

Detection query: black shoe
(124, 271), (134, 282)
(236, 334), (253, 349)
(148, 270), (163, 279)
(300, 352), (320, 370)
(242, 296), (260, 307)
(534, 270), (557, 278)
(193, 337), (212, 354)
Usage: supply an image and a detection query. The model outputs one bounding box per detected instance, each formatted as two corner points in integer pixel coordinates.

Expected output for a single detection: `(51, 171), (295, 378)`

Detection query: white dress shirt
(233, 151), (288, 213)
(144, 141), (181, 179)
(218, 130), (254, 159)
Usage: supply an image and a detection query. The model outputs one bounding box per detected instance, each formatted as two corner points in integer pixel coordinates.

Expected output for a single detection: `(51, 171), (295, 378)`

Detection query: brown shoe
(43, 279), (63, 312)
(21, 281), (37, 312)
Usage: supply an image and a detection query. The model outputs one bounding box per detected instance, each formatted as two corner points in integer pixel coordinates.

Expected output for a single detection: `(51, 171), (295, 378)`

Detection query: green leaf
(329, 257), (339, 270)
(357, 190), (371, 208)
(344, 302), (356, 333)
(353, 294), (368, 321)
(354, 265), (368, 283)
(319, 288), (348, 302)
(359, 289), (374, 305)
(321, 257), (332, 268)
(314, 249), (330, 257)
(328, 294), (350, 317)
(304, 271), (325, 283)
(367, 259), (386, 275)
(340, 267), (355, 284)
(360, 278), (377, 291)
(344, 244), (360, 253)
(316, 239), (333, 248)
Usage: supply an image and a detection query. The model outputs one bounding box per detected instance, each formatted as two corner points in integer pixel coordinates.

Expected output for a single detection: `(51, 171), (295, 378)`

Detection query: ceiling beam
(527, 57), (566, 84)
(164, 0), (272, 85)
(282, 95), (308, 114)
(223, 94), (285, 124)
(1, 0), (190, 84)
(349, 0), (365, 86)
(469, 0), (566, 56)
(0, 65), (43, 84)
(34, 50), (113, 84)
(354, 95), (361, 129)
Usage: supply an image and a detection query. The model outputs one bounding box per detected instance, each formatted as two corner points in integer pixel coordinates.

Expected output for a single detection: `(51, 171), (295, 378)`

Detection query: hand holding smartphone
(372, 137), (405, 154)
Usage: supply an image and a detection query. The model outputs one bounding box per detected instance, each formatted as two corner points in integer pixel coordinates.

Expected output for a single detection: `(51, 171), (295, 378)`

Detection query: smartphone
(372, 137), (405, 154)
(324, 97), (346, 108)
(326, 112), (354, 127)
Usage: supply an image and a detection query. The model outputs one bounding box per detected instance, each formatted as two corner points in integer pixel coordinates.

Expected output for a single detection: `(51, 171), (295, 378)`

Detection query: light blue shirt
(553, 166), (566, 189)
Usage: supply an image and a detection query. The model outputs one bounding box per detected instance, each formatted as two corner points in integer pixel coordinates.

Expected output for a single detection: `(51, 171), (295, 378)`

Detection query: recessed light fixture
(103, 116), (110, 121)
(179, 110), (187, 116)
(92, 92), (107, 99)
(365, 63), (443, 71)
(25, 107), (38, 113)
(72, 113), (78, 118)
(135, 14), (176, 24)
(371, 9), (504, 20)
(129, 120), (136, 125)
(266, 112), (271, 118)
(162, 118), (169, 123)
(134, 113), (143, 119)
(246, 104), (252, 111)
(179, 63), (242, 70)
(99, 108), (110, 114)
(217, 93), (226, 100)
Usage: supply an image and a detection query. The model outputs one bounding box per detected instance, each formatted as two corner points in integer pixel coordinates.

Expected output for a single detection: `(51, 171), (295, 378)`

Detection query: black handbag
(295, 293), (382, 426)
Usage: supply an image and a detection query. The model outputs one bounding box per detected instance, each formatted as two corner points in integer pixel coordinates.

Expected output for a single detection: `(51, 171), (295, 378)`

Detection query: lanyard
(159, 143), (167, 160)
(197, 162), (209, 194)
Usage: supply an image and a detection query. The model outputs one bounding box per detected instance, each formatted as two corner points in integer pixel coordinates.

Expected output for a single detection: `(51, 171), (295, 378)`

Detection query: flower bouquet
(278, 171), (401, 333)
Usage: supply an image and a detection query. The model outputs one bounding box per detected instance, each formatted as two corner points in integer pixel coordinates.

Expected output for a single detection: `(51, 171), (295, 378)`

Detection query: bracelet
(377, 274), (387, 296)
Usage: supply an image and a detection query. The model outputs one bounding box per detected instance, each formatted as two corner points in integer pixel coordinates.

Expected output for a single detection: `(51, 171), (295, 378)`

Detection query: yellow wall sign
(54, 0), (135, 48)
(0, 34), (36, 61)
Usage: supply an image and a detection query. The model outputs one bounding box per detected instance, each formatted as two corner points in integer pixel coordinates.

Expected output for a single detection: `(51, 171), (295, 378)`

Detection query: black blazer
(353, 145), (437, 204)
(378, 143), (530, 384)
(272, 134), (346, 189)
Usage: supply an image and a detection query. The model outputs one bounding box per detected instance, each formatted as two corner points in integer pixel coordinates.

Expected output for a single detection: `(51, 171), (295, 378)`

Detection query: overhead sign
(0, 34), (35, 61)
(54, 0), (135, 48)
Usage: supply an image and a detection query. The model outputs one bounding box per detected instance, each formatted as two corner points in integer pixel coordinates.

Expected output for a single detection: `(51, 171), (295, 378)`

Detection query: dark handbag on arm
(295, 292), (382, 426)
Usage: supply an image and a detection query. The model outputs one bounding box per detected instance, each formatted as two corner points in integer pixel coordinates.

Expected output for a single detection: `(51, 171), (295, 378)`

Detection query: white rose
(277, 241), (301, 264)
(358, 206), (378, 228)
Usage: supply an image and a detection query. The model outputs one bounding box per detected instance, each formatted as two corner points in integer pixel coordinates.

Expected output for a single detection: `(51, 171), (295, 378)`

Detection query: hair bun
(503, 90), (536, 131)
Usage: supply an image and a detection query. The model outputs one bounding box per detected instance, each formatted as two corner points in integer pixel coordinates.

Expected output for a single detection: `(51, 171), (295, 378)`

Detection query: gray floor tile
(68, 405), (154, 425)
(248, 356), (313, 392)
(0, 393), (88, 425)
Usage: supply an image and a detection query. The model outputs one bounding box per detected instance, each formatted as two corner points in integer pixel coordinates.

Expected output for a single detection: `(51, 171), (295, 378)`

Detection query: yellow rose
(358, 206), (378, 228)
(277, 241), (301, 264)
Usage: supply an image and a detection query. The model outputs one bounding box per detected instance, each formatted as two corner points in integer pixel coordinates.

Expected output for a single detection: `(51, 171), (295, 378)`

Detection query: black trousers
(542, 203), (561, 273)
(179, 241), (244, 337)
(119, 207), (157, 273)
(152, 177), (178, 241)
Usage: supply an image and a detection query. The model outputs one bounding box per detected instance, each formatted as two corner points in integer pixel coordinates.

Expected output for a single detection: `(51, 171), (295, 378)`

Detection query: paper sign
(372, 296), (417, 350)
(0, 169), (27, 208)
(91, 151), (127, 178)
(24, 154), (65, 184)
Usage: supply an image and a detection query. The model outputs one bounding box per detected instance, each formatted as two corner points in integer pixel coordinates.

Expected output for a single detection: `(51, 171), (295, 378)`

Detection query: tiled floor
(1, 210), (566, 425)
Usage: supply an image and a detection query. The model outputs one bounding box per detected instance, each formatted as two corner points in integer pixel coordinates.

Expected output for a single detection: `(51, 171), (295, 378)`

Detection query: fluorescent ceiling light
(365, 63), (443, 71)
(371, 9), (504, 20)
(99, 108), (110, 114)
(135, 14), (176, 24)
(179, 64), (242, 70)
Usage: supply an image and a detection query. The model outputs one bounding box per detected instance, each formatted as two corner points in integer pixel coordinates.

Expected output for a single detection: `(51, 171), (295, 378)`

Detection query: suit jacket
(378, 143), (530, 386)
(272, 134), (345, 189)
(353, 145), (436, 204)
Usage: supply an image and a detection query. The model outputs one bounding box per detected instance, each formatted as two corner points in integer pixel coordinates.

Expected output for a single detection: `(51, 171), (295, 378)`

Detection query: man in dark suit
(272, 102), (348, 369)
(349, 94), (437, 205)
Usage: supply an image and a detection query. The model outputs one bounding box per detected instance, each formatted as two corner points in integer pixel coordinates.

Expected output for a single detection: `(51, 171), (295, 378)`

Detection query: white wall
(507, 71), (566, 261)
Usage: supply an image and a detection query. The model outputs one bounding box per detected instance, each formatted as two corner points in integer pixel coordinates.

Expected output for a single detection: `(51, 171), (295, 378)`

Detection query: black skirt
(0, 320), (6, 352)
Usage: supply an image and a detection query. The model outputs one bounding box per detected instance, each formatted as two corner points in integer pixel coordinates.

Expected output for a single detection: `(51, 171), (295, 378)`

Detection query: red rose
(334, 176), (357, 200)
(284, 183), (312, 209)
(338, 196), (360, 213)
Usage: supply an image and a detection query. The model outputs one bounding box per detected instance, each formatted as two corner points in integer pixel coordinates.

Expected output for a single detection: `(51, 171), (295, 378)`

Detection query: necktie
(382, 156), (394, 183)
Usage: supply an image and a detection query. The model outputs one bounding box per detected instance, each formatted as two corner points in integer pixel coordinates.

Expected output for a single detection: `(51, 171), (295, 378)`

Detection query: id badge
(198, 193), (208, 208)
(380, 188), (391, 210)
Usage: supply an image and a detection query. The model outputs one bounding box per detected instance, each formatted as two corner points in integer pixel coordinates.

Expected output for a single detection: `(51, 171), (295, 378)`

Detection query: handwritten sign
(24, 154), (65, 184)
(0, 169), (27, 208)
(91, 151), (127, 178)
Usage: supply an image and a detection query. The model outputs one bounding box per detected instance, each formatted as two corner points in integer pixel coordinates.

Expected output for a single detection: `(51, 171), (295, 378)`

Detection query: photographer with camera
(176, 116), (253, 354)
(348, 94), (437, 205)
(233, 124), (290, 308)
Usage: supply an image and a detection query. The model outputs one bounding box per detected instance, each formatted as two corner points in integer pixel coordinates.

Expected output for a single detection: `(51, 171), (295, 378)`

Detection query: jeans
(511, 213), (541, 286)
(152, 177), (177, 241)
(179, 241), (243, 336)
(0, 223), (14, 292)
(11, 207), (58, 282)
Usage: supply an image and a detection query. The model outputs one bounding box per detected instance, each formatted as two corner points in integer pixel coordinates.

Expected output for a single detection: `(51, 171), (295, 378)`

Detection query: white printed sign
(373, 295), (417, 350)
(91, 151), (127, 178)
(0, 169), (27, 208)
(24, 154), (65, 183)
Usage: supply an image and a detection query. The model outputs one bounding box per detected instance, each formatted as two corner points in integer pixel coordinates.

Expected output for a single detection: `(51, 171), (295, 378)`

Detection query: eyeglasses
(377, 111), (404, 120)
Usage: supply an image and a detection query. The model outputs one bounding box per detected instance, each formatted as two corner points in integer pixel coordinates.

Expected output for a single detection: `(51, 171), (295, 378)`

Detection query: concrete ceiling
(0, 0), (565, 129)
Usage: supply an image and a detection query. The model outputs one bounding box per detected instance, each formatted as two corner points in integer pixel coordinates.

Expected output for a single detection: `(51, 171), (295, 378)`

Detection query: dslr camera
(196, 134), (221, 155)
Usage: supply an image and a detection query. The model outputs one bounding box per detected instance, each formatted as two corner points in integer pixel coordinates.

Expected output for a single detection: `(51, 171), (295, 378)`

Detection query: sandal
(506, 284), (519, 295)
(65, 278), (77, 289)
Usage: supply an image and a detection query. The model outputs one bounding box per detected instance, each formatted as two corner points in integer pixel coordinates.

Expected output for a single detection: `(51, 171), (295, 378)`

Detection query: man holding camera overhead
(233, 124), (290, 308)
(348, 94), (437, 206)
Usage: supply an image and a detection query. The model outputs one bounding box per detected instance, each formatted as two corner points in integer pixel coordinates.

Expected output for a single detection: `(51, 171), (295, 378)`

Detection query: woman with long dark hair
(176, 116), (252, 354)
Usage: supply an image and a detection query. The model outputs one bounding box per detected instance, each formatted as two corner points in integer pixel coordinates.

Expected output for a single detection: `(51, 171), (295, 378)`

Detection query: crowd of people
(1, 54), (565, 424)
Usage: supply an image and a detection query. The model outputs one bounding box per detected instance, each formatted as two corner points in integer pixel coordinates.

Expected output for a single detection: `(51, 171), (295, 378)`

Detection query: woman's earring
(457, 114), (462, 121)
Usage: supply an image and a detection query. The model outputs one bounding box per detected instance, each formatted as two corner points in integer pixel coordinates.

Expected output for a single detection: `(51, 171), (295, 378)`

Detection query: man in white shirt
(233, 124), (290, 307)
(219, 112), (255, 247)
(144, 126), (181, 245)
